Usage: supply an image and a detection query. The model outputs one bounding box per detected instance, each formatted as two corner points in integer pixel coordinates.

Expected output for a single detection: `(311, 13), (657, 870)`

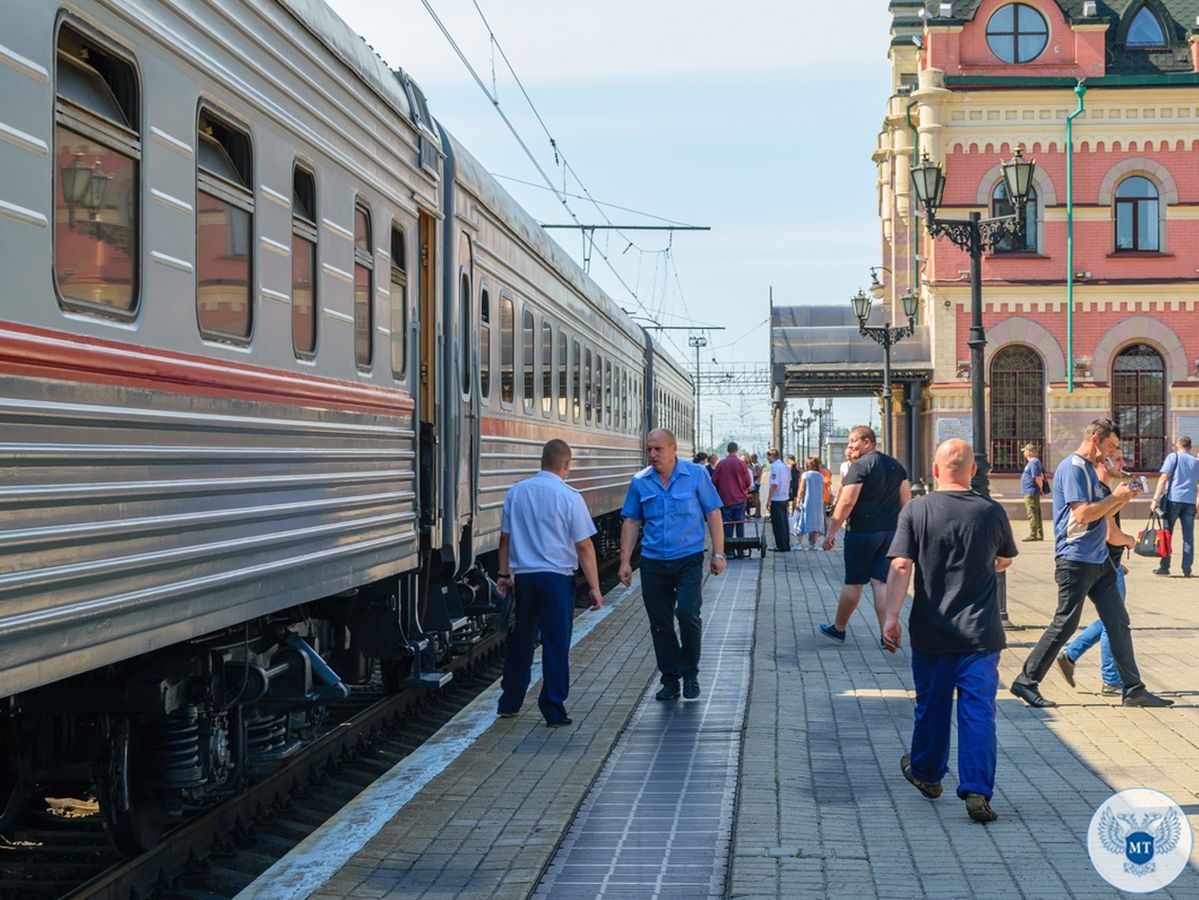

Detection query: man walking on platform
(1009, 418), (1172, 709)
(766, 448), (791, 552)
(620, 429), (726, 702)
(1020, 443), (1045, 541)
(883, 439), (1017, 823)
(712, 441), (751, 541)
(1149, 436), (1199, 577)
(496, 440), (603, 728)
(819, 426), (910, 645)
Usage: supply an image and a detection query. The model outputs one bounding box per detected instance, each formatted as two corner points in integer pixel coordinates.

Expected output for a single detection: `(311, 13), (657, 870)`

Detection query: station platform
(241, 538), (1199, 900)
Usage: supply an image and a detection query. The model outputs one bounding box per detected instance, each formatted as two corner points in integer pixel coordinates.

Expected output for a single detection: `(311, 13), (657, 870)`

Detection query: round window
(986, 3), (1049, 64)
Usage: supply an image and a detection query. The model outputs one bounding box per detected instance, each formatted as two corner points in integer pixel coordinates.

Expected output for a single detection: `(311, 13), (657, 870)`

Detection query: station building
(777, 0), (1199, 491)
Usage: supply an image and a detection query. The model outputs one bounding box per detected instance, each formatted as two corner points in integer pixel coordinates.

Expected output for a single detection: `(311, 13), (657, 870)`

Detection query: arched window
(1114, 176), (1159, 251)
(1126, 6), (1167, 47)
(986, 3), (1049, 64)
(1113, 344), (1166, 470)
(992, 182), (1037, 253)
(990, 345), (1044, 473)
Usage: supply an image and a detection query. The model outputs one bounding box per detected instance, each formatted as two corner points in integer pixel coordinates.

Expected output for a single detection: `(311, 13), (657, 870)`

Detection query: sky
(323, 0), (894, 449)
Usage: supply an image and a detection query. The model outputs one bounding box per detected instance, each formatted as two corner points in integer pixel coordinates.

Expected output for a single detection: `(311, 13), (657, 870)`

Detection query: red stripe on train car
(0, 321), (415, 416)
(480, 414), (644, 448)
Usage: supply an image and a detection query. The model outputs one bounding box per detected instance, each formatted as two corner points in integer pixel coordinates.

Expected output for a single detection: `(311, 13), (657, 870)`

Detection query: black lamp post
(910, 146), (1036, 498)
(851, 287), (919, 457)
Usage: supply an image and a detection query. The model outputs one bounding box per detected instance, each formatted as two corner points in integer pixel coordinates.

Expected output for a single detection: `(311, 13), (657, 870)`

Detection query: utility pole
(689, 334), (708, 450)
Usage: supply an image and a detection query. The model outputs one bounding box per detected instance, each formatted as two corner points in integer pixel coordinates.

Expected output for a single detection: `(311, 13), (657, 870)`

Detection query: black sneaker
(683, 677), (700, 700)
(1010, 681), (1057, 708)
(1153, 568), (1170, 576)
(965, 793), (998, 823)
(1055, 651), (1076, 688)
(1122, 690), (1174, 708)
(819, 624), (846, 643)
(545, 717), (573, 729)
(655, 683), (680, 701)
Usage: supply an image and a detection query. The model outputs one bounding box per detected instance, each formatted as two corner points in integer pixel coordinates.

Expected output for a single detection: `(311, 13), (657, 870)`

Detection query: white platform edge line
(235, 574), (642, 900)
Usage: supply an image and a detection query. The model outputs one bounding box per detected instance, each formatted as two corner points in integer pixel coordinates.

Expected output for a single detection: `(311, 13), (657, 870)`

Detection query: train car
(0, 0), (696, 855)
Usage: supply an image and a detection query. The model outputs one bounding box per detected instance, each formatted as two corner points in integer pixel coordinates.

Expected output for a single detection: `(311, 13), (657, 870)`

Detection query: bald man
(883, 439), (1017, 824)
(620, 428), (726, 701)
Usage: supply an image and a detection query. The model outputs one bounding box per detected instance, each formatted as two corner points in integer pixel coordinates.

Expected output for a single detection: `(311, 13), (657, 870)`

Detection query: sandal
(900, 754), (942, 799)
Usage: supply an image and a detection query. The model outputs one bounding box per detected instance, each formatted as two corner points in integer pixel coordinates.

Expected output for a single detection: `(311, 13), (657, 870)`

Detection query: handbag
(1134, 511), (1172, 559)
(1040, 477), (1051, 495)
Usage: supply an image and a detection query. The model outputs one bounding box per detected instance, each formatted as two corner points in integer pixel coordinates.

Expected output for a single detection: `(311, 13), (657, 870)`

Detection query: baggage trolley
(724, 515), (767, 559)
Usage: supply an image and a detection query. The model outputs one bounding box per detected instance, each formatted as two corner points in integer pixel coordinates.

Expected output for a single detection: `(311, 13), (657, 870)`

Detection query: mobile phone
(1138, 476), (1150, 493)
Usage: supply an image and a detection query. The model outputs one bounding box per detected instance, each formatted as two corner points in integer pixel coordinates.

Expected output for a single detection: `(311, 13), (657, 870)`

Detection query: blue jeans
(909, 650), (1000, 799)
(1160, 500), (1196, 574)
(722, 502), (746, 540)
(498, 572), (575, 723)
(1065, 565), (1125, 687)
(639, 552), (704, 685)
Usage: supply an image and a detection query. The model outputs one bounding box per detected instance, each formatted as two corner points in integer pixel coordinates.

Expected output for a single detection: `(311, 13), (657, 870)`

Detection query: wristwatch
(497, 572), (512, 578)
(713, 553), (726, 560)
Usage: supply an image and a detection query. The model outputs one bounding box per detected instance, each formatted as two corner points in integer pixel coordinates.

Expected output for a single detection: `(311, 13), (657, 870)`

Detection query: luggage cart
(724, 516), (767, 559)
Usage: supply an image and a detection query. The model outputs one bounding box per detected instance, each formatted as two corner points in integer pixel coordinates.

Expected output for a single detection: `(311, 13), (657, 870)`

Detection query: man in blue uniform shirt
(1009, 418), (1172, 709)
(1149, 436), (1199, 577)
(620, 428), (726, 701)
(496, 439), (603, 728)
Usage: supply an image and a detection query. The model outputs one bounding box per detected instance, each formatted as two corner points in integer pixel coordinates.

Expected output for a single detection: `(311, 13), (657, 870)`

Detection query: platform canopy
(771, 305), (932, 395)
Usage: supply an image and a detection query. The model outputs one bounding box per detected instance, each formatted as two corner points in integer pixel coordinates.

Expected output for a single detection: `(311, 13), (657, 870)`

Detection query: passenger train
(0, 0), (695, 853)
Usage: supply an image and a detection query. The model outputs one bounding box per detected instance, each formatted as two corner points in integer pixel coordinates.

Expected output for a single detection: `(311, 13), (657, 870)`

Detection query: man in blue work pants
(882, 438), (1018, 823)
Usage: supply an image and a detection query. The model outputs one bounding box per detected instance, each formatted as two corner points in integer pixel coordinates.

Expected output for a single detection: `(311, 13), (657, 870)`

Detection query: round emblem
(1087, 788), (1193, 893)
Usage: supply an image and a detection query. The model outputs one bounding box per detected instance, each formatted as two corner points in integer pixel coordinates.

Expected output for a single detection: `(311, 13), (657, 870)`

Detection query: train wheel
(96, 716), (168, 855)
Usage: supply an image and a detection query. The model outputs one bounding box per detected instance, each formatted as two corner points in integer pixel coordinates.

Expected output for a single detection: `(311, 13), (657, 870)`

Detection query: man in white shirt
(767, 447), (792, 552)
(496, 440), (603, 728)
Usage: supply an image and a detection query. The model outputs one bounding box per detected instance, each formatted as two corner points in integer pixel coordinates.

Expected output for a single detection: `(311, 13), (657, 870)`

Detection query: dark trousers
(1015, 559), (1144, 697)
(640, 553), (704, 686)
(498, 572), (574, 723)
(722, 502), (746, 540)
(910, 651), (1000, 799)
(769, 500), (790, 551)
(1160, 500), (1196, 573)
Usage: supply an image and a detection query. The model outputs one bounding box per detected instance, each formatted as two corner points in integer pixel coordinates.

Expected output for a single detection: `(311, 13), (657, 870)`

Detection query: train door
(455, 233), (477, 571)
(418, 209), (440, 549)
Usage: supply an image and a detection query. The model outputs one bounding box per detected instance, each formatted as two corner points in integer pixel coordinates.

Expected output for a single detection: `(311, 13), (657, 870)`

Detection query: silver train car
(0, 0), (695, 853)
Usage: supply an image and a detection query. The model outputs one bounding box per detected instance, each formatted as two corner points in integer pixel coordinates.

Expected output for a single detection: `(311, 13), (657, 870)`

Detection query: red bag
(1134, 512), (1172, 559)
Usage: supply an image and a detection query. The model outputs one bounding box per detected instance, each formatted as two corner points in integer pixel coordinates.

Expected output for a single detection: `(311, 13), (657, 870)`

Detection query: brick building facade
(876, 0), (1199, 488)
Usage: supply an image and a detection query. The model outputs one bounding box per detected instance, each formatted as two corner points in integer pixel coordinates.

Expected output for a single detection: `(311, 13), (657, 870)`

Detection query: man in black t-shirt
(883, 439), (1018, 824)
(819, 426), (911, 645)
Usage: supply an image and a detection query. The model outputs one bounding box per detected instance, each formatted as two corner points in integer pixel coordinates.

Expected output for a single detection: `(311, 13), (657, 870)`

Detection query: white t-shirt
(769, 459), (791, 503)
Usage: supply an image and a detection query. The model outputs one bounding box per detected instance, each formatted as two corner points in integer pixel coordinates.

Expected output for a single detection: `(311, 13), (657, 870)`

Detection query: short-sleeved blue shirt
(1020, 457), (1043, 496)
(1053, 454), (1107, 564)
(1160, 451), (1199, 504)
(621, 459), (723, 560)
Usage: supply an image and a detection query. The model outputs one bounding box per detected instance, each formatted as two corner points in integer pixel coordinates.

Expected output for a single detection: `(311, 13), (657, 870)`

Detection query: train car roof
(279, 0), (423, 136)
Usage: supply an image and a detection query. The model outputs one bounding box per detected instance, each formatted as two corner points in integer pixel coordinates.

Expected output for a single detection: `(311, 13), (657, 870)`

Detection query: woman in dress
(796, 456), (826, 550)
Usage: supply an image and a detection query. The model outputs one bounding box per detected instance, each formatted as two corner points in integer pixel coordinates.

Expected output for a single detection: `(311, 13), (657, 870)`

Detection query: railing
(1106, 42), (1194, 74)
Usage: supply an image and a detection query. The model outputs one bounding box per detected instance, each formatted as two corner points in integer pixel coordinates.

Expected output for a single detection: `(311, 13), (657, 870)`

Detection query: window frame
(572, 339), (582, 422)
(1126, 6), (1168, 48)
(459, 267), (472, 397)
(352, 199), (374, 369)
(196, 105), (255, 344)
(1114, 175), (1161, 253)
(989, 344), (1045, 474)
(291, 163), (318, 359)
(389, 224), (408, 382)
(499, 292), (515, 408)
(479, 280), (492, 402)
(986, 3), (1049, 65)
(1113, 343), (1167, 471)
(541, 318), (554, 418)
(991, 181), (1038, 254)
(521, 305), (536, 415)
(558, 329), (569, 421)
(53, 20), (142, 320)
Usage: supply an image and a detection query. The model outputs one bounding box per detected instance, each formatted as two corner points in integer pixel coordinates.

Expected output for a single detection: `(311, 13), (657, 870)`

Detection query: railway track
(1, 565), (621, 900)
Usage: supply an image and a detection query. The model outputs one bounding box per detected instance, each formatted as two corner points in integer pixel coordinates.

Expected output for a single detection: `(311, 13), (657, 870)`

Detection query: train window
(584, 349), (592, 424)
(390, 226), (407, 379)
(558, 330), (568, 420)
(593, 353), (603, 427)
(622, 370), (628, 432)
(541, 320), (553, 417)
(479, 285), (491, 400)
(459, 269), (471, 395)
(353, 203), (373, 368)
(572, 340), (581, 422)
(291, 166), (317, 357)
(54, 25), (140, 316)
(522, 308), (535, 414)
(197, 109), (253, 341)
(500, 295), (514, 406)
(604, 361), (612, 429)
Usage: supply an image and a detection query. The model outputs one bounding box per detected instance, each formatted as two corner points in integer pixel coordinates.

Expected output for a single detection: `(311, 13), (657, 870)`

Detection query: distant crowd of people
(490, 415), (1187, 828)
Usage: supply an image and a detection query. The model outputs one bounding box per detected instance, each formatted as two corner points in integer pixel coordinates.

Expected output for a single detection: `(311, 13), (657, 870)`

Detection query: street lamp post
(851, 288), (919, 458)
(803, 415), (816, 459)
(910, 146), (1036, 498)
